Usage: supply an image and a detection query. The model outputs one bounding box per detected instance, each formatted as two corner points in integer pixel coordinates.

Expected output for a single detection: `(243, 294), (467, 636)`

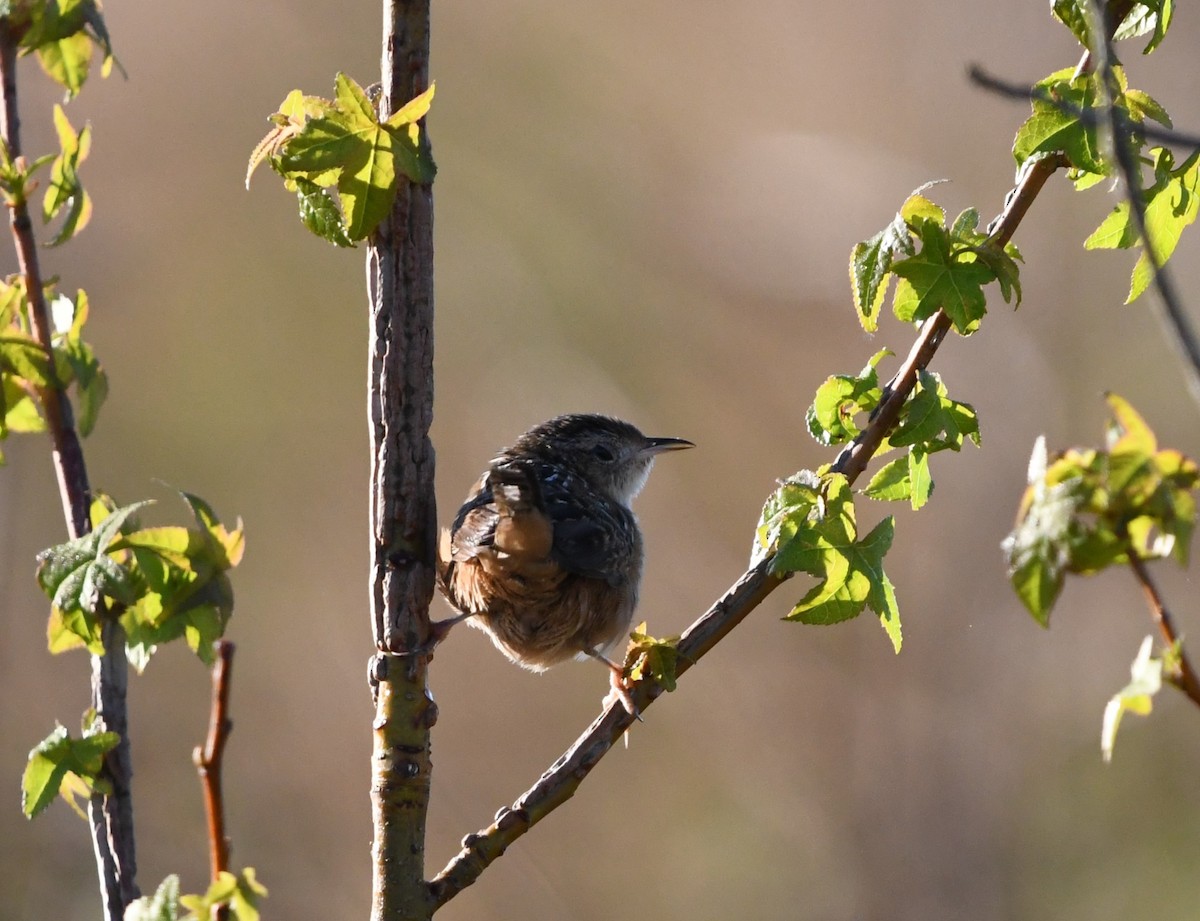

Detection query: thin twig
(0, 19), (137, 920)
(1127, 554), (1200, 706)
(193, 641), (236, 896)
(429, 55), (1074, 911)
(1080, 0), (1200, 410)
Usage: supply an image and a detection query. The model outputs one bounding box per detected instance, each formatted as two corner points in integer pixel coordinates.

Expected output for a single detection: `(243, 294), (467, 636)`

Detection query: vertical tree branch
(366, 2), (437, 919)
(193, 640), (236, 903)
(0, 21), (137, 920)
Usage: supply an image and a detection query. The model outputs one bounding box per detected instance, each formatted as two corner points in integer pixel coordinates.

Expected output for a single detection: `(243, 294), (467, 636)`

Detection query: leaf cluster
(125, 871), (267, 921)
(1015, 5), (1190, 302)
(808, 353), (979, 511)
(5, 0), (118, 99)
(36, 492), (245, 672)
(0, 279), (106, 460)
(754, 470), (901, 652)
(0, 103), (92, 245)
(850, 187), (1022, 336)
(1003, 394), (1197, 625)
(1051, 0), (1172, 57)
(247, 73), (436, 246)
(624, 622), (683, 691)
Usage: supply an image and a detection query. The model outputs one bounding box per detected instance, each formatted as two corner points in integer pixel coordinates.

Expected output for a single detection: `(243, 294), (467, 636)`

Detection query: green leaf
(1101, 635), (1163, 762)
(0, 333), (52, 386)
(295, 178), (354, 248)
(1013, 68), (1105, 175)
(36, 501), (151, 616)
(788, 515), (901, 653)
(180, 869), (267, 921)
(22, 721), (119, 819)
(1003, 437), (1075, 625)
(625, 622), (682, 692)
(753, 469), (823, 566)
(864, 448), (934, 511)
(385, 82), (436, 129)
(768, 473), (901, 651)
(890, 222), (993, 334)
(1113, 0), (1174, 54)
(256, 75), (434, 243)
(110, 491), (243, 671)
(124, 876), (183, 921)
(43, 104), (93, 246)
(336, 126), (397, 240)
(1005, 396), (1199, 623)
(849, 213), (911, 332)
(805, 349), (889, 446)
(890, 370), (980, 453)
(20, 0), (117, 98)
(276, 112), (366, 182)
(1085, 148), (1200, 303)
(864, 456), (911, 503)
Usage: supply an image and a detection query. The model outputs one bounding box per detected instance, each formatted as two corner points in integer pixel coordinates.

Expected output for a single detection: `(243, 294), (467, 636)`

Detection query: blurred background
(2, 2), (1200, 919)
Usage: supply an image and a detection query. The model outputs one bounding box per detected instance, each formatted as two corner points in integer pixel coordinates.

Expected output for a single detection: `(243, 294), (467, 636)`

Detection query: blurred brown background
(3, 2), (1200, 919)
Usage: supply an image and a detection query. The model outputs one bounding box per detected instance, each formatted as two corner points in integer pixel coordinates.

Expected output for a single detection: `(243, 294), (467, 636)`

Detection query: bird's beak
(644, 436), (695, 455)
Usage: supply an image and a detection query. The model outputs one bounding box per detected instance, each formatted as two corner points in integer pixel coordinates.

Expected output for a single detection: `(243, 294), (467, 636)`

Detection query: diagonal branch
(0, 20), (137, 921)
(428, 80), (1069, 911)
(1127, 554), (1200, 707)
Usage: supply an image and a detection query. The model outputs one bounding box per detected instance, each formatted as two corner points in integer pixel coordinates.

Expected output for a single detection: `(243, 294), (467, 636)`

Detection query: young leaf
(787, 515), (901, 653)
(36, 501), (151, 616)
(295, 178), (354, 248)
(753, 469), (823, 566)
(864, 447), (933, 510)
(1003, 437), (1077, 624)
(890, 221), (993, 334)
(625, 622), (683, 692)
(1100, 635), (1164, 762)
(769, 473), (902, 652)
(110, 491), (244, 671)
(43, 104), (93, 245)
(179, 869), (268, 921)
(22, 721), (119, 819)
(124, 875), (183, 921)
(805, 349), (889, 446)
(252, 75), (435, 244)
(1084, 148), (1200, 303)
(890, 370), (980, 454)
(849, 213), (911, 332)
(19, 0), (118, 98)
(1013, 68), (1105, 176)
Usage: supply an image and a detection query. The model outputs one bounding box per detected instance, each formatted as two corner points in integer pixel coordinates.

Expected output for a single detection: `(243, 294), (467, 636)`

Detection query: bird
(436, 413), (693, 712)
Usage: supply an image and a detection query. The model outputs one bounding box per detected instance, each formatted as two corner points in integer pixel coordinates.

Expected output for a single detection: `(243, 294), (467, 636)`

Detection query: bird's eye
(591, 444), (616, 462)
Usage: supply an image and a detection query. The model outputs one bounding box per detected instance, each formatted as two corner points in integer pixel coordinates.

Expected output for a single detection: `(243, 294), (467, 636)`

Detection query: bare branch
(193, 640), (236, 902)
(0, 20), (138, 920)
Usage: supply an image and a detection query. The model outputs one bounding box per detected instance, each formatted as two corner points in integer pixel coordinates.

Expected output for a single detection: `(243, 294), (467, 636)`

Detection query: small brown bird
(437, 414), (693, 710)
